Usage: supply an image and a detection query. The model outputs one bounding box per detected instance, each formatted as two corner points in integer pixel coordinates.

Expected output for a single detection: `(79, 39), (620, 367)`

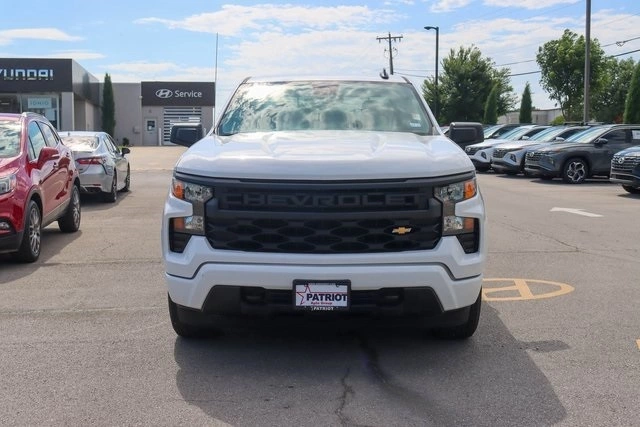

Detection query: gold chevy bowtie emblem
(392, 227), (412, 235)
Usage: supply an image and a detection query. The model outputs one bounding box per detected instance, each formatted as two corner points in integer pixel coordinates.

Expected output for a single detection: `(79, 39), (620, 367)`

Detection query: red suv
(0, 112), (81, 262)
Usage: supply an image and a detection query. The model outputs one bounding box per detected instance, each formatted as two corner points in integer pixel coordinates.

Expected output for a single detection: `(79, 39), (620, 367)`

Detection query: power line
(611, 48), (640, 57)
(602, 35), (640, 47)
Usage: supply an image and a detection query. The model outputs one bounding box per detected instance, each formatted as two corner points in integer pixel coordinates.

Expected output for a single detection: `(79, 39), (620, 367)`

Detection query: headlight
(170, 177), (213, 235)
(0, 173), (17, 195)
(435, 178), (477, 235)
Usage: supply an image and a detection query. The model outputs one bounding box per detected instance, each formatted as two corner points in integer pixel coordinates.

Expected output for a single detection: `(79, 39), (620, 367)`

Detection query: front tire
(168, 295), (209, 339)
(13, 201), (41, 263)
(431, 291), (482, 339)
(58, 185), (81, 233)
(622, 185), (640, 194)
(562, 158), (588, 184)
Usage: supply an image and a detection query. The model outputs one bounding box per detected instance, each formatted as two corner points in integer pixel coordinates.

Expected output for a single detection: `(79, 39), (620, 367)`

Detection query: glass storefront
(0, 93), (60, 129)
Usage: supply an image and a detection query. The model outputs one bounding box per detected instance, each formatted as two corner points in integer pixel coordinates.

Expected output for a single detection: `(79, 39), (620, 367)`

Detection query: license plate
(293, 280), (350, 311)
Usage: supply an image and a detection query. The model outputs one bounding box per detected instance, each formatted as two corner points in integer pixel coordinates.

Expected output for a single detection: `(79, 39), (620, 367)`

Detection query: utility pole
(377, 33), (403, 75)
(583, 0), (591, 123)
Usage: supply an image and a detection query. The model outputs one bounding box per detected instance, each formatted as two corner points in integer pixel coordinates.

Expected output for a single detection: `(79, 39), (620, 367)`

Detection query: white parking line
(550, 207), (603, 218)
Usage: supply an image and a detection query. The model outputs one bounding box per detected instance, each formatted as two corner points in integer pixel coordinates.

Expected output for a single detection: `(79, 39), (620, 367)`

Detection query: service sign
(294, 280), (350, 311)
(141, 81), (215, 106)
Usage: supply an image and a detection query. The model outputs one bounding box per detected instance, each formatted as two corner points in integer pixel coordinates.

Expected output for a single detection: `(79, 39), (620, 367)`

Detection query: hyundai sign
(141, 81), (215, 106)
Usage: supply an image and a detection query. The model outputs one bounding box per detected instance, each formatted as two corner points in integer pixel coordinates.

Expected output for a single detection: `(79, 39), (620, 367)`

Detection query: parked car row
(0, 112), (131, 262)
(463, 123), (640, 194)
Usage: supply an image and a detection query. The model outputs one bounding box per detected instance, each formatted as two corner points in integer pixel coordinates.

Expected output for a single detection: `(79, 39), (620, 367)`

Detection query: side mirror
(595, 138), (608, 146)
(121, 147), (131, 155)
(448, 122), (484, 149)
(37, 147), (60, 168)
(170, 123), (204, 147)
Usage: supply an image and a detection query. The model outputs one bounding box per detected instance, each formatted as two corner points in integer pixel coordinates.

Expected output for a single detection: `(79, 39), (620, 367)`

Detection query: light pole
(424, 26), (439, 123)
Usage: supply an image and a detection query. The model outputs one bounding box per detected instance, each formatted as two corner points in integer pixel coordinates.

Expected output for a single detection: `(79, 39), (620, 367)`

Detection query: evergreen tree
(623, 61), (640, 124)
(483, 85), (498, 125)
(519, 83), (533, 123)
(102, 73), (116, 136)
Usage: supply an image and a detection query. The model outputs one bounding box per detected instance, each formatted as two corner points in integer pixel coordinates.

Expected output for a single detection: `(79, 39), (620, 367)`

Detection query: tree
(483, 84), (498, 125)
(519, 83), (533, 123)
(593, 58), (635, 123)
(623, 61), (640, 124)
(422, 45), (515, 124)
(536, 29), (606, 121)
(102, 73), (116, 137)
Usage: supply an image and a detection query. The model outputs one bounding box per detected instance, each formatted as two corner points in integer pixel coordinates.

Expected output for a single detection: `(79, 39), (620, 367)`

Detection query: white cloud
(135, 4), (393, 36)
(0, 28), (82, 46)
(430, 0), (473, 13)
(483, 0), (580, 10)
(47, 50), (105, 60)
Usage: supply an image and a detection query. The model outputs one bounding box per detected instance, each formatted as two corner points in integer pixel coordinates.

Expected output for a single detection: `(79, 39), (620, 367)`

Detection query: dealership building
(0, 58), (215, 146)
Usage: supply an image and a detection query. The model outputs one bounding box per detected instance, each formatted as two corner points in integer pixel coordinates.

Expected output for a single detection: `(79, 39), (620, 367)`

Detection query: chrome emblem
(155, 89), (173, 98)
(392, 227), (412, 235)
(615, 156), (625, 164)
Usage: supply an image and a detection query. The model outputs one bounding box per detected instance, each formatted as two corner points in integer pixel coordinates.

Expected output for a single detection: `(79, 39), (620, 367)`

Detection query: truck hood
(174, 131), (473, 180)
(0, 156), (20, 172)
(468, 138), (513, 149)
(614, 146), (640, 157)
(496, 140), (548, 151)
(536, 142), (591, 153)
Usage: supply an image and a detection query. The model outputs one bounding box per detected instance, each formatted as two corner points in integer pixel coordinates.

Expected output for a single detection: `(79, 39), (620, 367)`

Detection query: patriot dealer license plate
(293, 280), (350, 311)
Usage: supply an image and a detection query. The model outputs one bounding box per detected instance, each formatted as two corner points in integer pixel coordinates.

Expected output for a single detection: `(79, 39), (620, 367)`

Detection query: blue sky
(1, 1), (639, 112)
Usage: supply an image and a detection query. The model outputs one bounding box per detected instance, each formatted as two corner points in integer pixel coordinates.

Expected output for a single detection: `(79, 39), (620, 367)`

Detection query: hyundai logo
(155, 89), (173, 99)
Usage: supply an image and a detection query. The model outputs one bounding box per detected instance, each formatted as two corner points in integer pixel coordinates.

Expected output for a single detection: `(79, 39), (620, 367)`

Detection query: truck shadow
(173, 304), (567, 426)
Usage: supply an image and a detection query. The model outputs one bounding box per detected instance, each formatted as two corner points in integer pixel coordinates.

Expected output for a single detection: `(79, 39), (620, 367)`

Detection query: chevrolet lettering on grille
(222, 193), (421, 209)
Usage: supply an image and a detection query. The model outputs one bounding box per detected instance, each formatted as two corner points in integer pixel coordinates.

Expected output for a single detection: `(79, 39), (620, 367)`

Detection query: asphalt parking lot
(1, 146), (639, 426)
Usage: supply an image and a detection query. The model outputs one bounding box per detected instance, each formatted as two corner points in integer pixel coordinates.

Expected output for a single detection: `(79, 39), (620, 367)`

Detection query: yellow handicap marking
(637, 340), (640, 351)
(482, 278), (574, 301)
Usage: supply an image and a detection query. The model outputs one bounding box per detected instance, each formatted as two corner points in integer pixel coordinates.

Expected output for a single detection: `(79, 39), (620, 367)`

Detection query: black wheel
(121, 166), (130, 192)
(562, 158), (588, 184)
(58, 185), (81, 233)
(622, 185), (640, 194)
(13, 200), (41, 263)
(103, 173), (117, 203)
(431, 291), (482, 339)
(168, 294), (209, 339)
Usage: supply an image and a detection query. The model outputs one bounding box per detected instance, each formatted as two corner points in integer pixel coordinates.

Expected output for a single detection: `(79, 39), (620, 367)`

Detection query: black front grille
(526, 152), (543, 161)
(611, 156), (639, 173)
(493, 149), (508, 159)
(202, 178), (446, 254)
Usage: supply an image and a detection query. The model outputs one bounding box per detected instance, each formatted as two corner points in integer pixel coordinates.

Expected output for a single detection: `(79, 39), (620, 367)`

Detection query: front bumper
(0, 228), (22, 253)
(162, 191), (486, 314)
(524, 159), (559, 177)
(491, 159), (521, 173)
(610, 166), (640, 188)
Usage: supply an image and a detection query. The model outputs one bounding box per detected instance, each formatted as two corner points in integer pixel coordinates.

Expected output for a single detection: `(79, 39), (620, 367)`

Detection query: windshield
(61, 136), (100, 151)
(564, 126), (609, 143)
(483, 124), (501, 138)
(0, 120), (21, 158)
(218, 80), (433, 136)
(497, 126), (534, 140)
(527, 126), (568, 142)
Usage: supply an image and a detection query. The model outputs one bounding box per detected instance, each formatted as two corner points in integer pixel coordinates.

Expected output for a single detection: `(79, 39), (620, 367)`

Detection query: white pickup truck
(161, 76), (486, 339)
